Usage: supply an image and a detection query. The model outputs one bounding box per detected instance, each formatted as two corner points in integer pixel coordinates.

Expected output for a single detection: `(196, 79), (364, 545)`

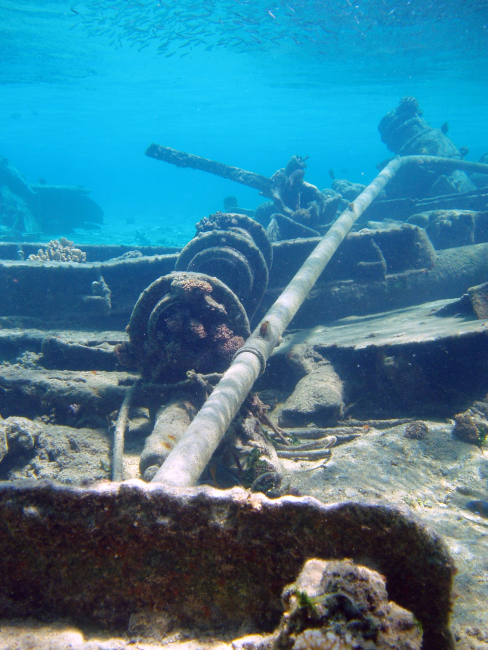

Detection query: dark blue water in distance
(1, 0), (488, 246)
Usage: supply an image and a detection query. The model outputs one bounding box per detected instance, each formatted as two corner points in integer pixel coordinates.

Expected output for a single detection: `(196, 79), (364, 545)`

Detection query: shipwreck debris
(0, 481), (456, 650)
(176, 214), (271, 319)
(0, 158), (103, 240)
(145, 144), (275, 196)
(378, 96), (477, 199)
(112, 379), (139, 482)
(139, 397), (198, 482)
(117, 271), (250, 383)
(145, 146), (341, 241)
(196, 212), (273, 270)
(152, 154), (488, 489)
(467, 280), (488, 319)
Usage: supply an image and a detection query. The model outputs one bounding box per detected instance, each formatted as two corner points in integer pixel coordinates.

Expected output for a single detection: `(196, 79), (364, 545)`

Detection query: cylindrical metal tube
(140, 397), (197, 482)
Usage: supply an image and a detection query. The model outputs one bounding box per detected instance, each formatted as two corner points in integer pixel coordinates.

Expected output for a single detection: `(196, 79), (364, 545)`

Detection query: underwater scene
(1, 0), (488, 648)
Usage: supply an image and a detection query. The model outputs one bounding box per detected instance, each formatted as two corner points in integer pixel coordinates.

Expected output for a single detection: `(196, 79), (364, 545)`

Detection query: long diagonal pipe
(152, 155), (488, 487)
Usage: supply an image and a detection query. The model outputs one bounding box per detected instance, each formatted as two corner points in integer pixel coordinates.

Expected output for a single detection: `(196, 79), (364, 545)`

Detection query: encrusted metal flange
(175, 218), (270, 320)
(196, 212), (273, 270)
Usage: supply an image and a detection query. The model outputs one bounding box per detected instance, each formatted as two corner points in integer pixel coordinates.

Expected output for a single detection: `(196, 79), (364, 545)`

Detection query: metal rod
(151, 155), (488, 488)
(112, 380), (138, 482)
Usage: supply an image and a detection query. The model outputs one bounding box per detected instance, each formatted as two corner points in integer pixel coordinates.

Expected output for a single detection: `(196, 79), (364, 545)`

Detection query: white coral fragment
(293, 629), (358, 650)
(28, 238), (86, 263)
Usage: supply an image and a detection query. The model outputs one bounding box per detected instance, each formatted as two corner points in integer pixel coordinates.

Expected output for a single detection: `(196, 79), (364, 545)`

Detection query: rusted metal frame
(151, 155), (488, 488)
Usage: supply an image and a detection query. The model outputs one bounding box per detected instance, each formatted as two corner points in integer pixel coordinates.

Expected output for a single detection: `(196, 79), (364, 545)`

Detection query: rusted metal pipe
(152, 155), (488, 487)
(140, 396), (198, 482)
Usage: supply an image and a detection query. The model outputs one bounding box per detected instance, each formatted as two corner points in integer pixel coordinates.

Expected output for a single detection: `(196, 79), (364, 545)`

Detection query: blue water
(1, 0), (488, 245)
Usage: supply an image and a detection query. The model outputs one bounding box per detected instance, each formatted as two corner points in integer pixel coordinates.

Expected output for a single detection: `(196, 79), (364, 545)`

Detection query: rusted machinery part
(139, 396), (198, 482)
(196, 212), (273, 271)
(120, 271), (250, 383)
(175, 230), (268, 319)
(187, 247), (254, 296)
(112, 379), (139, 482)
(152, 155), (488, 488)
(271, 212), (321, 239)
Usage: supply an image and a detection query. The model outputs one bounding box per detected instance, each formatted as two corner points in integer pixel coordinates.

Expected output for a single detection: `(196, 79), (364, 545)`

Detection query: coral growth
(28, 238), (86, 263)
(453, 409), (488, 446)
(189, 319), (207, 339)
(120, 273), (250, 383)
(404, 421), (428, 440)
(274, 559), (422, 650)
(212, 323), (245, 360)
(172, 275), (212, 294)
(3, 417), (41, 454)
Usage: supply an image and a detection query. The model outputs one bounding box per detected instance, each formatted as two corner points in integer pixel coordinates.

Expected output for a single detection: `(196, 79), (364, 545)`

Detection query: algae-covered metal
(0, 480), (455, 650)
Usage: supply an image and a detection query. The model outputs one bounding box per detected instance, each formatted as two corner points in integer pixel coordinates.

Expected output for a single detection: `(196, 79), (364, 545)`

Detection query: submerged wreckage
(1, 98), (488, 649)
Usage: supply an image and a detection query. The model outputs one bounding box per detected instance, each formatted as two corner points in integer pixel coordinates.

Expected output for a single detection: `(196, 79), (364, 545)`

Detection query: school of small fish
(70, 0), (488, 59)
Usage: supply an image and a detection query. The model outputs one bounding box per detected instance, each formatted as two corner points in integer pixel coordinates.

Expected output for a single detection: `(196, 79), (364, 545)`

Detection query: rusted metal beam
(145, 143), (274, 197)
